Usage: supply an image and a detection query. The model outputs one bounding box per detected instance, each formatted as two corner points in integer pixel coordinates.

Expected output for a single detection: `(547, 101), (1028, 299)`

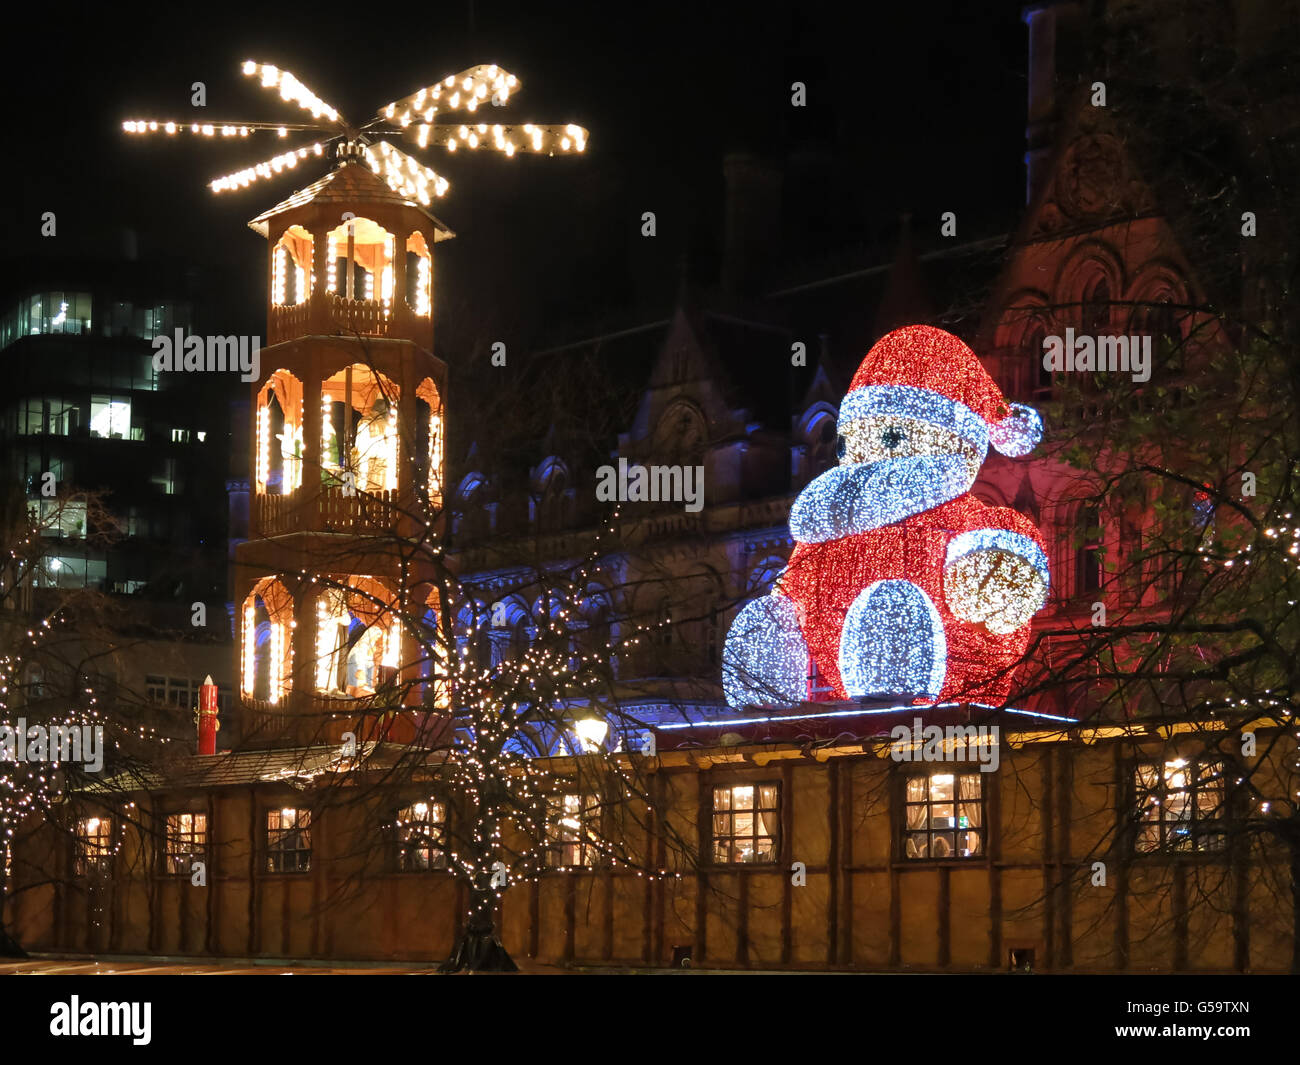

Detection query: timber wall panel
(1127, 866), (1176, 969)
(537, 877), (568, 959)
(1000, 867), (1045, 961)
(897, 872), (941, 967)
(849, 870), (891, 967)
(1246, 866), (1290, 970)
(610, 874), (645, 962)
(847, 762), (891, 864)
(573, 875), (605, 959)
(704, 871), (740, 964)
(748, 872), (784, 967)
(1071, 882), (1119, 970)
(949, 868), (990, 968)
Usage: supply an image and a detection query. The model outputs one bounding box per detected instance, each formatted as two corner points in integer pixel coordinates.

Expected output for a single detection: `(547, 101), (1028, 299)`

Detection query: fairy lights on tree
(426, 517), (686, 971)
(0, 491), (179, 954)
(303, 508), (688, 973)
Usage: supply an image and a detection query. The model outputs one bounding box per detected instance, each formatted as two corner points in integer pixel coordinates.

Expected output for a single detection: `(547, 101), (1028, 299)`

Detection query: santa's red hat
(840, 324), (1042, 457)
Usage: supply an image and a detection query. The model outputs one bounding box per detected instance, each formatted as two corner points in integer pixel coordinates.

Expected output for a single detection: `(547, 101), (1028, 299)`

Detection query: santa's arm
(943, 525), (1050, 634)
(789, 461), (955, 543)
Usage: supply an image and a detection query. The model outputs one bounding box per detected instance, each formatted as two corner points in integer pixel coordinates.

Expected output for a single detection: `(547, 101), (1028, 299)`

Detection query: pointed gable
(248, 160), (455, 240)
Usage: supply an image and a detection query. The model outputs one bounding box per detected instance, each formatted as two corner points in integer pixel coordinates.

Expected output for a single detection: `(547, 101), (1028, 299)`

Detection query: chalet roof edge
(246, 160), (455, 241)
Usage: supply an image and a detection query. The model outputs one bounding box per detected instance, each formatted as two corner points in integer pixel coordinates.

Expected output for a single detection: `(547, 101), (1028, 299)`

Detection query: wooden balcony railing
(325, 292), (390, 338)
(254, 486), (403, 536)
(317, 485), (400, 532)
(268, 301), (311, 345)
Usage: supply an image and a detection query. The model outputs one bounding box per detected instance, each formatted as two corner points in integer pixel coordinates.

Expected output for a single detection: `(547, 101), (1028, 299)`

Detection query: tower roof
(247, 160), (455, 240)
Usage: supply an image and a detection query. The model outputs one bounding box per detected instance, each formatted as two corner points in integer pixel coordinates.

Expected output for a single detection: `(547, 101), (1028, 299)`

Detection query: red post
(198, 675), (219, 756)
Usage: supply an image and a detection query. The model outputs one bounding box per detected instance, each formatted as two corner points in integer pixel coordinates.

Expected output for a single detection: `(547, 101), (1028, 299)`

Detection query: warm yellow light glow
(269, 621), (286, 703)
(316, 589), (348, 692)
(256, 405), (271, 489)
(362, 142), (449, 204)
(945, 549), (1047, 635)
(272, 245), (286, 306)
(244, 61), (341, 124)
(382, 618), (401, 668)
(321, 392), (336, 470)
(241, 604), (256, 695)
(210, 144), (325, 193)
(280, 420), (303, 493)
(574, 717), (608, 752)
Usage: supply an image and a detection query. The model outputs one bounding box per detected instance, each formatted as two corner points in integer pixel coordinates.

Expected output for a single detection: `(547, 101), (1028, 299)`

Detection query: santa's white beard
(789, 455), (976, 543)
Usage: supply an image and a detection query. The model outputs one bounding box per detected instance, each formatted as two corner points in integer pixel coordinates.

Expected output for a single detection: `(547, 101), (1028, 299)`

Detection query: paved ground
(0, 955), (811, 974)
(0, 956), (448, 975)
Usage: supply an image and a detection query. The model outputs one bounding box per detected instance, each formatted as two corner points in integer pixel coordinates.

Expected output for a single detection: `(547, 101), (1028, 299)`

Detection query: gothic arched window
(803, 410), (839, 477)
(654, 401), (706, 467)
(1081, 276), (1112, 336)
(1075, 506), (1104, 597)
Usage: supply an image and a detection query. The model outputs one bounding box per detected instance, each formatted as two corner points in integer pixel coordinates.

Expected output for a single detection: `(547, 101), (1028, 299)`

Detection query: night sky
(2, 0), (1030, 343)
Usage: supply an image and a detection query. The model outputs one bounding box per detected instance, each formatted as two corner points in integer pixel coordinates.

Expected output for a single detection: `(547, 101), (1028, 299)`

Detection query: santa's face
(837, 412), (982, 512)
(790, 413), (986, 542)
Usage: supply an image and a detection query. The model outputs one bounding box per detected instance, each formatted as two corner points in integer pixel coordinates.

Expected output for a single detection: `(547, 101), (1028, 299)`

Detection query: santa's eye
(881, 427), (905, 449)
(835, 434), (846, 459)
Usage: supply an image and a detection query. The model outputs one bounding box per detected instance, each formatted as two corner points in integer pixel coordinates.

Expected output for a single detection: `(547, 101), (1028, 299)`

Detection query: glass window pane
(1164, 792), (1189, 820)
(929, 774), (954, 801)
(931, 832), (955, 858)
(1196, 787), (1222, 818)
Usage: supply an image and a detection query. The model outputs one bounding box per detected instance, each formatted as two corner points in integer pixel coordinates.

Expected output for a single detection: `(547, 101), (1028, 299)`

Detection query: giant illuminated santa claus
(723, 325), (1050, 707)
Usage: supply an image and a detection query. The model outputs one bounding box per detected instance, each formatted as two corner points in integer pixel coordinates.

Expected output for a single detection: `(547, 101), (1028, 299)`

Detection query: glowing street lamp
(574, 717), (608, 752)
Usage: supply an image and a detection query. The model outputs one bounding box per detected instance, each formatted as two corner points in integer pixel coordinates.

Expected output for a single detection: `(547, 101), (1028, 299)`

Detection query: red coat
(779, 493), (1045, 703)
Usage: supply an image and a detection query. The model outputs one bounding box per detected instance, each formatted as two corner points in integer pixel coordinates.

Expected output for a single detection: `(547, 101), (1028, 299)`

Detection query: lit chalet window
(904, 772), (985, 859)
(711, 783), (779, 864)
(1135, 759), (1225, 853)
(545, 793), (599, 869)
(165, 813), (208, 875)
(74, 815), (114, 876)
(396, 800), (447, 871)
(266, 808), (312, 873)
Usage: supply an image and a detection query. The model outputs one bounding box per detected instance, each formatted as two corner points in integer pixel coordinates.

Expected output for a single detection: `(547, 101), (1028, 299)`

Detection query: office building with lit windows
(0, 258), (231, 600)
